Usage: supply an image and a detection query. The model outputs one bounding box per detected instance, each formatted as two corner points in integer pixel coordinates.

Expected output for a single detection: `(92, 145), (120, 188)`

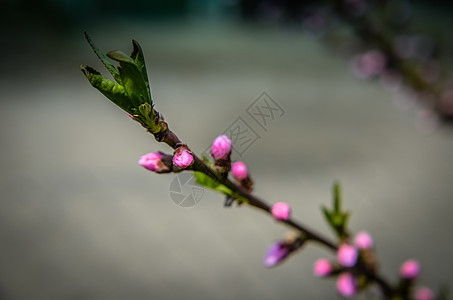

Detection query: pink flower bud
(415, 287), (435, 300)
(354, 231), (373, 249)
(313, 259), (332, 277)
(271, 202), (291, 221)
(232, 161), (248, 180)
(336, 273), (357, 298)
(400, 259), (420, 279)
(139, 152), (163, 172)
(263, 242), (290, 268)
(211, 135), (232, 160)
(337, 244), (358, 267)
(173, 148), (193, 169)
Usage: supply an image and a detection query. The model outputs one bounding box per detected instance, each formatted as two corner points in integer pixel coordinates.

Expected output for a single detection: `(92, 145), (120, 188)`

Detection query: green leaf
(321, 182), (351, 240)
(136, 103), (164, 133)
(131, 40), (151, 99)
(81, 65), (133, 112)
(106, 50), (134, 64)
(333, 182), (341, 213)
(194, 171), (233, 197)
(107, 50), (151, 108)
(84, 32), (122, 84)
(342, 212), (350, 227)
(332, 214), (343, 227)
(321, 206), (333, 225)
(336, 213), (350, 239)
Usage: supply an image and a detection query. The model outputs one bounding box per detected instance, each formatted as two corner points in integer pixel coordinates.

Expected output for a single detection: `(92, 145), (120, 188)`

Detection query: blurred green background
(1, 1), (453, 299)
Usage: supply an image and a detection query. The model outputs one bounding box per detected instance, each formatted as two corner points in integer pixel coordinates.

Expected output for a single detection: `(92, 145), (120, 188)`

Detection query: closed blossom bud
(400, 259), (420, 279)
(272, 202), (291, 221)
(264, 236), (305, 268)
(173, 147), (194, 169)
(232, 161), (248, 180)
(313, 259), (332, 277)
(211, 135), (232, 160)
(354, 231), (373, 249)
(337, 244), (358, 267)
(139, 152), (172, 173)
(212, 135), (232, 176)
(336, 273), (357, 298)
(415, 287), (435, 300)
(263, 242), (290, 268)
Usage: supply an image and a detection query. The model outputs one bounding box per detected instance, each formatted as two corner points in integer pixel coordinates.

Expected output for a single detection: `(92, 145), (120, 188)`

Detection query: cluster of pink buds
(312, 231), (375, 298)
(398, 259), (434, 299)
(336, 245), (360, 296)
(139, 145), (194, 174)
(312, 231), (434, 299)
(397, 260), (435, 299)
(212, 135), (248, 207)
(337, 232), (376, 297)
(137, 131), (434, 299)
(314, 256), (359, 297)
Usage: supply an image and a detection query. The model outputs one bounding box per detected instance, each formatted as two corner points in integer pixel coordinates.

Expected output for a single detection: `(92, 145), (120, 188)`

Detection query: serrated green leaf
(81, 65), (133, 113)
(107, 50), (151, 108)
(131, 40), (151, 99)
(194, 171), (233, 197)
(84, 32), (122, 84)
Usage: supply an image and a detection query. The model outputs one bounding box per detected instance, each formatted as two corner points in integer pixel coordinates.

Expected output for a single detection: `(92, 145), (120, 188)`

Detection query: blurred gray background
(1, 1), (453, 299)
